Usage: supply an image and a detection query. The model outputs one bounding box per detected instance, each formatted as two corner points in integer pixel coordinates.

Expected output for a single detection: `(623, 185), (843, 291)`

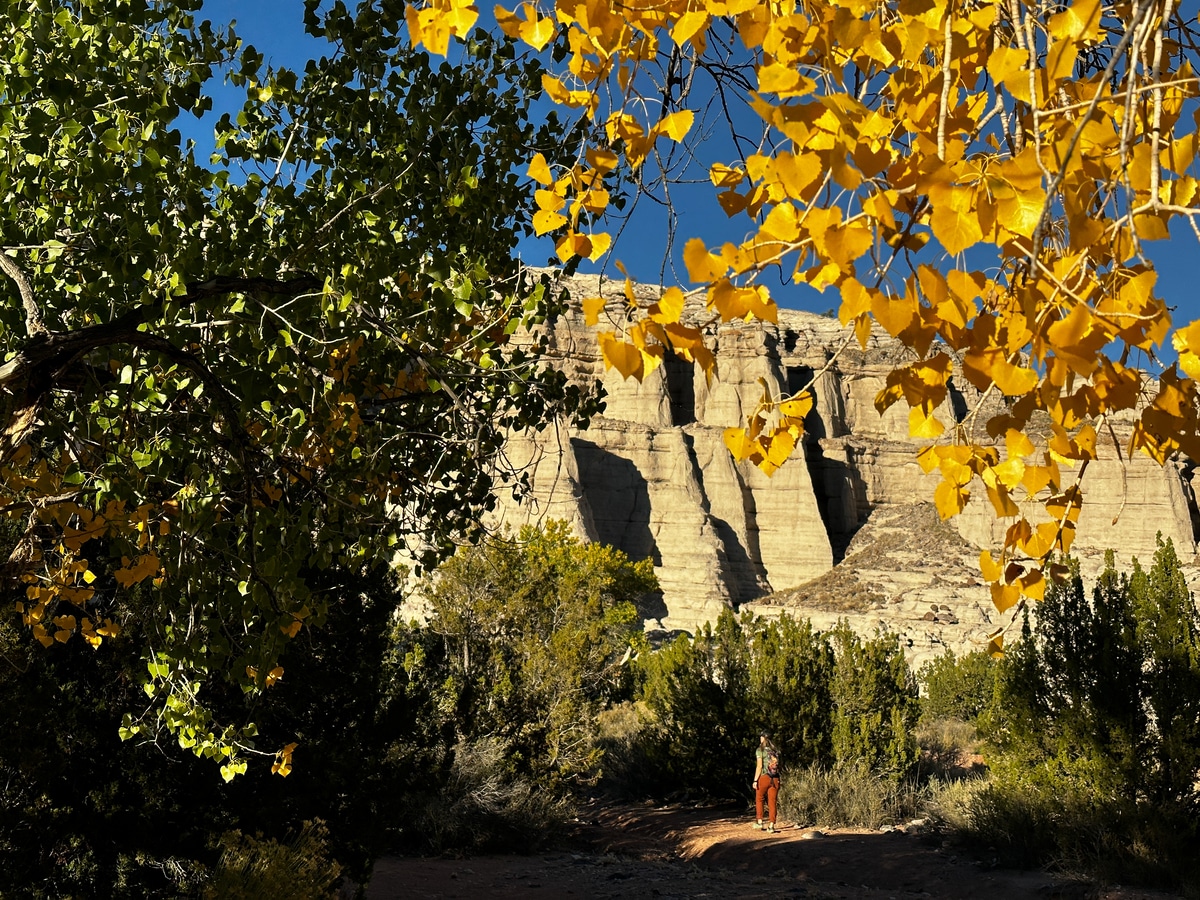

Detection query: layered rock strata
(495, 273), (1199, 654)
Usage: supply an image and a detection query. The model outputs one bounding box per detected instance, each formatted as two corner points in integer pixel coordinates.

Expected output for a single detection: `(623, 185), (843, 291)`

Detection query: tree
(0, 0), (598, 771)
(1130, 535), (1200, 805)
(983, 541), (1200, 805)
(0, 544), (406, 896)
(390, 521), (655, 785)
(633, 610), (915, 795)
(414, 0), (1200, 635)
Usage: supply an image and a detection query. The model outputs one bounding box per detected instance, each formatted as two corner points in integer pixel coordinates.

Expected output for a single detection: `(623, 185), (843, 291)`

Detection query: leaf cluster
(409, 0), (1200, 615)
(0, 0), (600, 770)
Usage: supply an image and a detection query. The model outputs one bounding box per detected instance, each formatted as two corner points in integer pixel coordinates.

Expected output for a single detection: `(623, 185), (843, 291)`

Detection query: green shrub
(917, 649), (996, 725)
(829, 623), (919, 779)
(954, 540), (1200, 892)
(202, 820), (341, 900)
(925, 773), (1200, 890)
(391, 521), (654, 790)
(630, 611), (918, 798)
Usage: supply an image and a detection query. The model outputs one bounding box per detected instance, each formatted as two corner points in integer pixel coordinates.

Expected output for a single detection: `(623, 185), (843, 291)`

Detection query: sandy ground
(363, 801), (1184, 900)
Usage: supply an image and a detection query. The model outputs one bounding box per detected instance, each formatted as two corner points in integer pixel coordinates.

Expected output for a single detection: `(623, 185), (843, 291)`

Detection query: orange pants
(755, 774), (779, 824)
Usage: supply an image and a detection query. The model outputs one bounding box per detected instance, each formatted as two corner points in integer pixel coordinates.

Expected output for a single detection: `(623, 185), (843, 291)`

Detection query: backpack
(765, 747), (780, 778)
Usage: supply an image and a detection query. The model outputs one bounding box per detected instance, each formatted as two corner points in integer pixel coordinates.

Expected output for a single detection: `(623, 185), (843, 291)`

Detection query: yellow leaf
(758, 428), (796, 475)
(839, 278), (874, 326)
(582, 297), (606, 327)
(709, 163), (745, 188)
(986, 483), (1020, 517)
(527, 153), (553, 186)
(280, 619), (302, 638)
(597, 332), (644, 380)
(909, 407), (945, 439)
(585, 232), (611, 261)
(723, 426), (755, 461)
(1006, 428), (1035, 460)
(673, 10), (709, 46)
(993, 457), (1026, 490)
(1047, 0), (1104, 43)
(1134, 213), (1170, 241)
(657, 110), (694, 142)
(758, 64), (816, 97)
(997, 187), (1045, 239)
(991, 580), (1022, 613)
(1020, 569), (1046, 601)
(934, 479), (969, 519)
(779, 393), (813, 421)
(1045, 37), (1078, 84)
(987, 633), (1005, 658)
(987, 46), (1031, 103)
(1021, 464), (1055, 496)
(992, 358), (1040, 396)
(929, 184), (984, 255)
(494, 3), (520, 38)
(980, 550), (1003, 582)
(854, 313), (872, 350)
(683, 238), (725, 283)
(649, 287), (685, 324)
(533, 209), (567, 236)
(272, 742), (299, 778)
(518, 9), (556, 50)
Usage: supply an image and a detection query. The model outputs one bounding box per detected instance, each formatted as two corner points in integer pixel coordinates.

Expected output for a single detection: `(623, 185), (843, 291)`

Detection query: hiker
(751, 731), (780, 833)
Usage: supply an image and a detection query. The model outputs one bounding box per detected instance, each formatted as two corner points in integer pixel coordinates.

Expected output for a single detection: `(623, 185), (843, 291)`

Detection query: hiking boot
(766, 823), (776, 833)
(752, 820), (764, 830)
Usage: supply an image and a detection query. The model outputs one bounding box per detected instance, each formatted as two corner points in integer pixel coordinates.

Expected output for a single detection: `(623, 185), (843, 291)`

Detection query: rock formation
(494, 273), (1200, 666)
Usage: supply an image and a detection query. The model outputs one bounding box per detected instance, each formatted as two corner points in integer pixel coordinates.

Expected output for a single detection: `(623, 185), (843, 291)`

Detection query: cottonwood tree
(0, 0), (597, 774)
(414, 0), (1200, 648)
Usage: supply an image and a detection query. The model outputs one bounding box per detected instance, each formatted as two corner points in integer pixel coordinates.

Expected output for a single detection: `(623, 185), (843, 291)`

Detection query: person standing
(752, 731), (780, 833)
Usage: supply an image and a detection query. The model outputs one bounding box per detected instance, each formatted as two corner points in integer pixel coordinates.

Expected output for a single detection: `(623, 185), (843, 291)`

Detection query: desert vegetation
(8, 0), (1200, 897)
(920, 538), (1200, 892)
(5, 520), (1200, 896)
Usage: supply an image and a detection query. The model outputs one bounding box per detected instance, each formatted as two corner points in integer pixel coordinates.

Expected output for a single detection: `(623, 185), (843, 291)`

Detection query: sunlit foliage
(413, 0), (1200, 635)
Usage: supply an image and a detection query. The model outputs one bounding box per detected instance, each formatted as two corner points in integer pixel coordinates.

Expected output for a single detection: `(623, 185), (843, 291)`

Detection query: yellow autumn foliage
(408, 0), (1200, 634)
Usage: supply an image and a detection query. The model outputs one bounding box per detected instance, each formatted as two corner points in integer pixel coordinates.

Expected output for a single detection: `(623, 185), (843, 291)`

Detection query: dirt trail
(365, 801), (1182, 900)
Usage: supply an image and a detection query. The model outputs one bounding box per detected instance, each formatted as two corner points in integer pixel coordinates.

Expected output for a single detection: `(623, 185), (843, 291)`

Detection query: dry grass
(781, 765), (927, 828)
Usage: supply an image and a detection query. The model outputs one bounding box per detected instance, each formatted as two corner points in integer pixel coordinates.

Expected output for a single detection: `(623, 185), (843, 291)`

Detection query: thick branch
(0, 252), (47, 336)
(0, 273), (320, 389)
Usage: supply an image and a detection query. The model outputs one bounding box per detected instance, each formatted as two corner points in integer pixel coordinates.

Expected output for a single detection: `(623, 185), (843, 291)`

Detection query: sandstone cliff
(495, 273), (1200, 666)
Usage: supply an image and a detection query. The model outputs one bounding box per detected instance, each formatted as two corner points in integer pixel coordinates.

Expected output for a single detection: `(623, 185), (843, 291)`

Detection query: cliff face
(495, 274), (1200, 665)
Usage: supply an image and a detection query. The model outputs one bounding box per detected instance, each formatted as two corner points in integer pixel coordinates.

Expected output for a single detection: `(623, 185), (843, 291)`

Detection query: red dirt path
(364, 801), (1183, 899)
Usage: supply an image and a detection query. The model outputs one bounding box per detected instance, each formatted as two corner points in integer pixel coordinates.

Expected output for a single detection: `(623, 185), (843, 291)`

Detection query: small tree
(918, 648), (997, 725)
(747, 614), (835, 771)
(391, 521), (655, 786)
(829, 623), (919, 780)
(1130, 537), (1200, 807)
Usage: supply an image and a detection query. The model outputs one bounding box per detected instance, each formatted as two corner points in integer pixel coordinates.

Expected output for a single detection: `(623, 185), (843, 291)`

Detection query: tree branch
(0, 252), (47, 336)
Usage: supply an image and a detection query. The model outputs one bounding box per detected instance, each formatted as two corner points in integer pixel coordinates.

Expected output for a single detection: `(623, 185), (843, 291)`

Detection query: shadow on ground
(365, 801), (1183, 900)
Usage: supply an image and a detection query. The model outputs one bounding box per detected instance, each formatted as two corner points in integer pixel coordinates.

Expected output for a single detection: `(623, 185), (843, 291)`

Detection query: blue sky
(187, 0), (1200, 345)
